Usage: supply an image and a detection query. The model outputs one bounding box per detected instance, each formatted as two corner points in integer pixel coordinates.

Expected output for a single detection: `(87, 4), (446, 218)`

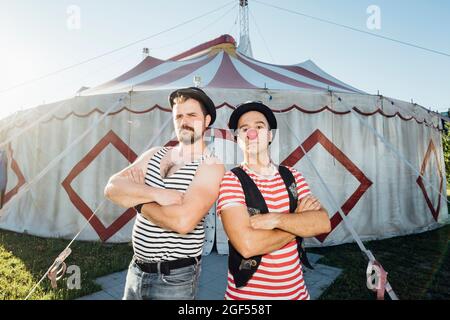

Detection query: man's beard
(178, 126), (203, 145)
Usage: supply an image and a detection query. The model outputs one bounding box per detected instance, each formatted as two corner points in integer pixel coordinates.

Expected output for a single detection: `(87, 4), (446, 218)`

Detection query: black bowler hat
(169, 87), (216, 125)
(228, 101), (277, 131)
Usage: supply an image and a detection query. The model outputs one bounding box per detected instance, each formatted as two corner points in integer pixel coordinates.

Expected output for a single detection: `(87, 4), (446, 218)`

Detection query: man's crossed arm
(221, 195), (331, 259)
(140, 160), (225, 234)
(104, 148), (225, 235)
(104, 147), (184, 208)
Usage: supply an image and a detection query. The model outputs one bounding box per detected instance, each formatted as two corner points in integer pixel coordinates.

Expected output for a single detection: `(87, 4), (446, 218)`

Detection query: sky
(0, 0), (449, 120)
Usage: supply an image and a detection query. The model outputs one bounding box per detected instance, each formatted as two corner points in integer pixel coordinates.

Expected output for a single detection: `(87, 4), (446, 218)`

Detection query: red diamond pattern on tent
(281, 129), (373, 242)
(62, 130), (137, 241)
(416, 140), (443, 222)
(4, 143), (26, 204)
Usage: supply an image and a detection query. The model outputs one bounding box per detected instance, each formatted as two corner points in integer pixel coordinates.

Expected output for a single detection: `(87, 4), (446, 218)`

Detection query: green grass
(0, 229), (133, 300)
(308, 223), (450, 300)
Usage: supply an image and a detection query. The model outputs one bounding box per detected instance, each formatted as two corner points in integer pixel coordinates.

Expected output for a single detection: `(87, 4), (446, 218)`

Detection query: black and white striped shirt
(132, 147), (205, 262)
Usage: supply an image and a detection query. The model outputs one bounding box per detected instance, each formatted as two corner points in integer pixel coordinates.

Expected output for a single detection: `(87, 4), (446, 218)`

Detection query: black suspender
(227, 165), (314, 288)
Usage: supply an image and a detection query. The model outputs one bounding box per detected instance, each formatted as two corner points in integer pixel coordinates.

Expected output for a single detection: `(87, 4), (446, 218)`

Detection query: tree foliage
(442, 122), (450, 185)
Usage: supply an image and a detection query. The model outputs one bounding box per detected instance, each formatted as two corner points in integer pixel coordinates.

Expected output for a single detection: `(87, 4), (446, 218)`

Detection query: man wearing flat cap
(105, 87), (225, 300)
(217, 101), (331, 300)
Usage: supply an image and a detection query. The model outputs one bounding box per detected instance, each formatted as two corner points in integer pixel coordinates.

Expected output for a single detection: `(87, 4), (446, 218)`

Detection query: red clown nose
(247, 129), (258, 140)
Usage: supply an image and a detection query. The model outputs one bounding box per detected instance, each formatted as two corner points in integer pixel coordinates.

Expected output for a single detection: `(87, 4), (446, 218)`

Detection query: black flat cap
(228, 101), (277, 131)
(169, 87), (216, 125)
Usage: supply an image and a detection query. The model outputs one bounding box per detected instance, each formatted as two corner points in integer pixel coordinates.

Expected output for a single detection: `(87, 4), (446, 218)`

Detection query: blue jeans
(122, 258), (202, 300)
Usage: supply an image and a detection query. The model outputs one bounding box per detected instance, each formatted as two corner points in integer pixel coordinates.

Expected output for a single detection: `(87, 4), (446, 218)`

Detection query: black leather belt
(134, 256), (201, 275)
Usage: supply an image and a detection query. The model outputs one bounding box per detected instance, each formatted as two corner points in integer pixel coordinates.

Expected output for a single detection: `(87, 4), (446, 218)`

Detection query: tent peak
(169, 34), (236, 61)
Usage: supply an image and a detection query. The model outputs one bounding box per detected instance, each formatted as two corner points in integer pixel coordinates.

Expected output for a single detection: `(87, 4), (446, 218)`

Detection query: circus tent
(0, 34), (447, 253)
(82, 34), (361, 95)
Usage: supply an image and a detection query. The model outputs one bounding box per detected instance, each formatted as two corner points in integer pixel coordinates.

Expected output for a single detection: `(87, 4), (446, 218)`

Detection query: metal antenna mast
(237, 0), (253, 57)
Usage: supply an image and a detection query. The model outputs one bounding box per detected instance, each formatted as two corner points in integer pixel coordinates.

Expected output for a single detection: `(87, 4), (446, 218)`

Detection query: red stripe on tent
(88, 56), (165, 92)
(114, 56), (165, 82)
(236, 55), (325, 91)
(239, 53), (357, 92)
(416, 140), (443, 221)
(3, 143), (26, 205)
(207, 53), (258, 89)
(169, 34), (236, 61)
(136, 54), (217, 88)
(281, 65), (358, 92)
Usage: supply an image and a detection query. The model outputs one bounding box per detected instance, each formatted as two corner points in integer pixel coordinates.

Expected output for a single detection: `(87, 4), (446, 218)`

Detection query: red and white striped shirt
(217, 165), (312, 300)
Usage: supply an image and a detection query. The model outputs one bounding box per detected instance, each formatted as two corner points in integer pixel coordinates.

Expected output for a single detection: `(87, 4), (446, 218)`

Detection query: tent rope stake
(47, 248), (72, 289)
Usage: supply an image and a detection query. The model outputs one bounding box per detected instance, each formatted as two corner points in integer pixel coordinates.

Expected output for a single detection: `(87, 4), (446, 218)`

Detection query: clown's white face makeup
(236, 111), (273, 168)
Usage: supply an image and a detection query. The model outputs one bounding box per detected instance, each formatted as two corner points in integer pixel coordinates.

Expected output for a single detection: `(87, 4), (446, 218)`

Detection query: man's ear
(205, 114), (212, 128)
(268, 130), (273, 145)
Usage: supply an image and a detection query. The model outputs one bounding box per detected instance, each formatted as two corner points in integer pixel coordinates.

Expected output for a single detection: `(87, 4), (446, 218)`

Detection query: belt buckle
(159, 262), (171, 275)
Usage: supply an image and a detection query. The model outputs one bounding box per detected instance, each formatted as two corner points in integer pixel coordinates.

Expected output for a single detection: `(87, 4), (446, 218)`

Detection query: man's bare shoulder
(139, 146), (163, 162)
(191, 155), (225, 184)
(130, 146), (163, 170)
(200, 155), (225, 171)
